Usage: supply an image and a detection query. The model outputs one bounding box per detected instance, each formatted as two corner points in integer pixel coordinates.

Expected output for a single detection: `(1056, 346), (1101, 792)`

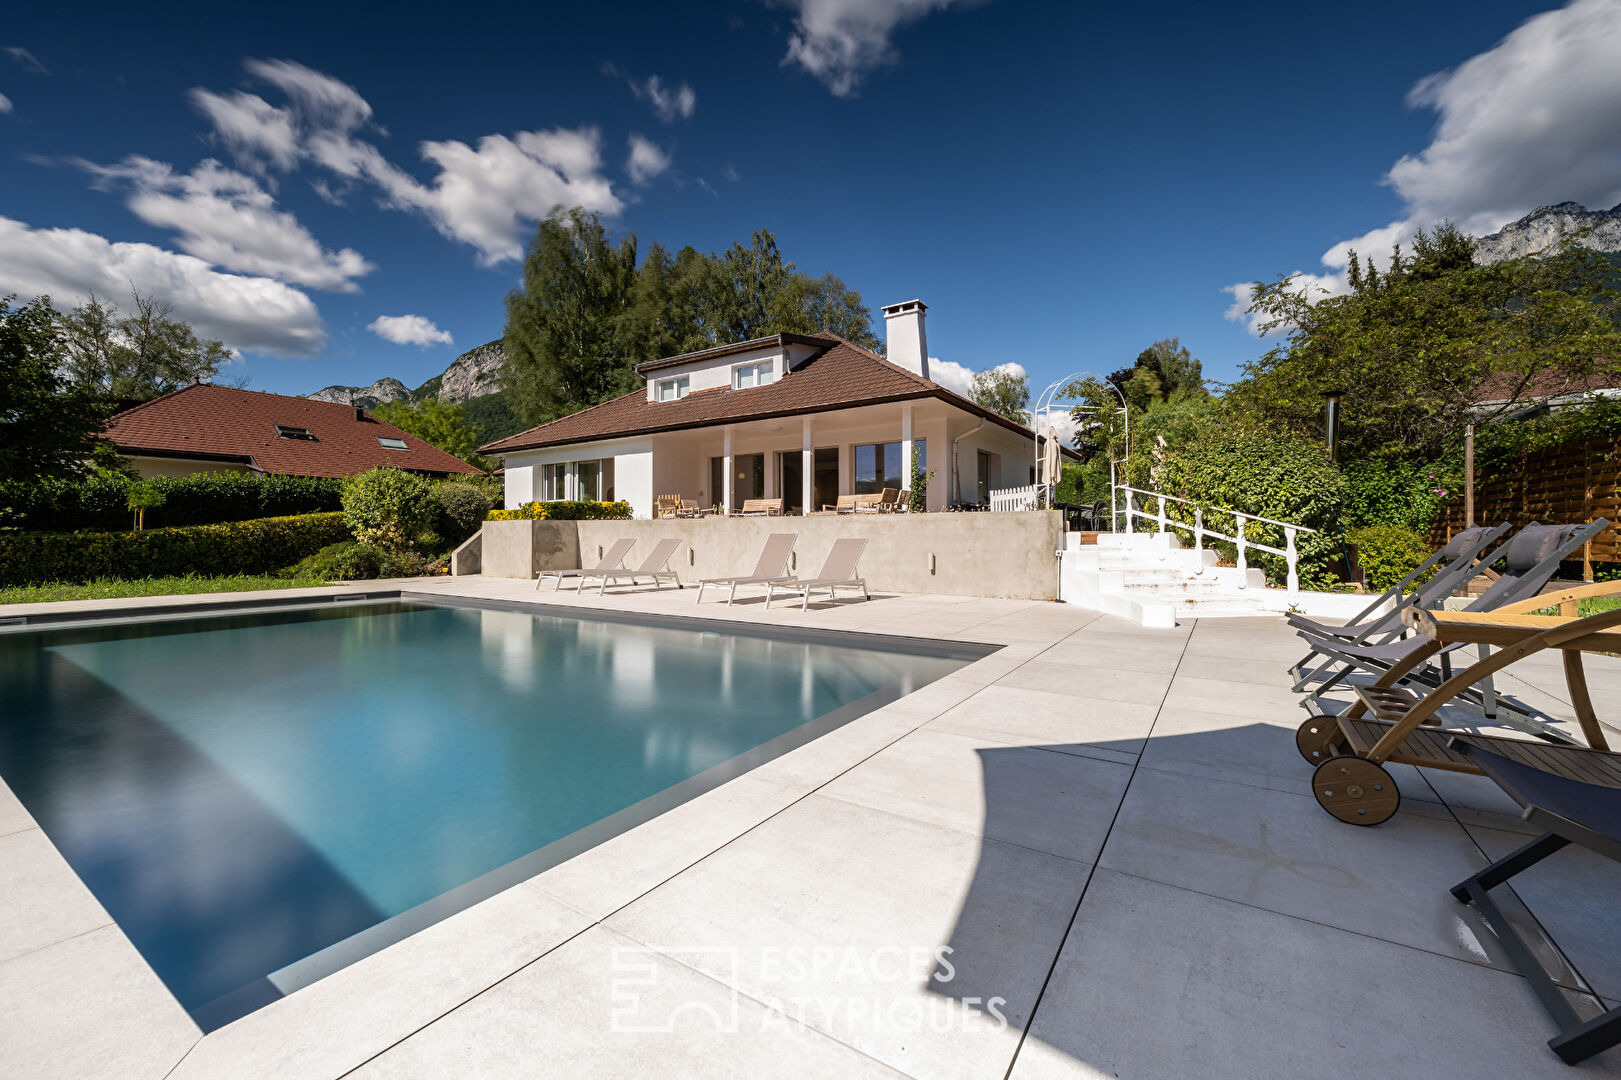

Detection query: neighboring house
(104, 383), (485, 479)
(1473, 369), (1621, 411)
(481, 300), (1064, 518)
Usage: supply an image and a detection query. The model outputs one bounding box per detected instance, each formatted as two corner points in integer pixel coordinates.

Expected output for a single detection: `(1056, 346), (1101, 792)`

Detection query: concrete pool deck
(2, 578), (1620, 1078)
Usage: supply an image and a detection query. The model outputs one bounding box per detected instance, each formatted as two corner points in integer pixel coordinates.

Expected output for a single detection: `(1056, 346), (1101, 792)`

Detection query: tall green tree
(60, 289), (231, 400)
(968, 366), (1030, 423)
(373, 398), (490, 470)
(502, 208), (644, 425)
(1231, 222), (1621, 460)
(0, 295), (113, 486)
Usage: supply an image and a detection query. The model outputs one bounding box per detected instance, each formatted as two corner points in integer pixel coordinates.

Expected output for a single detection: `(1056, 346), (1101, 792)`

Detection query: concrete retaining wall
(476, 512), (1063, 599)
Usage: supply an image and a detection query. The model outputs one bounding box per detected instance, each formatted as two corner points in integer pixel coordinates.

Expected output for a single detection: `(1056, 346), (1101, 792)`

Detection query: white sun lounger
(580, 537), (684, 594)
(535, 537), (635, 590)
(695, 533), (798, 605)
(765, 538), (870, 611)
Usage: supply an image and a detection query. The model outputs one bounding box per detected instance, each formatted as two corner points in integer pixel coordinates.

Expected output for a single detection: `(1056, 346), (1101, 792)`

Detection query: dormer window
(376, 436), (409, 450)
(733, 360), (774, 389)
(274, 424), (316, 440)
(656, 375), (690, 402)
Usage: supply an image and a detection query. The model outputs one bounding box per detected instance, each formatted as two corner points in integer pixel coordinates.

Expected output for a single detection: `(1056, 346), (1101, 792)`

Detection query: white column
(722, 427), (733, 515)
(801, 417), (813, 514)
(900, 404), (914, 494)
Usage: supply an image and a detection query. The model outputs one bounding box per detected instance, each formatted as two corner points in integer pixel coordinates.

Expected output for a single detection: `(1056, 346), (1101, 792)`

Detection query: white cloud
(1226, 0), (1621, 334)
(636, 74), (696, 123)
(193, 60), (622, 265)
(0, 214), (326, 355)
(625, 134), (671, 185)
(926, 357), (1022, 399)
(77, 155), (372, 291)
(774, 0), (968, 97)
(0, 93), (11, 114)
(368, 314), (452, 347)
(3, 46), (48, 75)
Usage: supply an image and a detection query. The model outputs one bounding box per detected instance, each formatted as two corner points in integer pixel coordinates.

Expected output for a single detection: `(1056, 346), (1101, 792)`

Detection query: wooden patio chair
(860, 488), (899, 513)
(1295, 582), (1621, 826)
(822, 494), (863, 514)
(654, 494), (682, 519)
(889, 489), (909, 513)
(733, 497), (783, 517)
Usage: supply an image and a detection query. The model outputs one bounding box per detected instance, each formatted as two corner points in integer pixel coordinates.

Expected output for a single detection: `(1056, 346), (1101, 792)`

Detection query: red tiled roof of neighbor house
(481, 333), (1051, 455)
(1474, 368), (1621, 405)
(105, 383), (484, 478)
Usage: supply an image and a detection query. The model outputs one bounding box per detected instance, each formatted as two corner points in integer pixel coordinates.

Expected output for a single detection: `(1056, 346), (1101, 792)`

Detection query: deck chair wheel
(1295, 717), (1341, 765)
(1312, 756), (1400, 826)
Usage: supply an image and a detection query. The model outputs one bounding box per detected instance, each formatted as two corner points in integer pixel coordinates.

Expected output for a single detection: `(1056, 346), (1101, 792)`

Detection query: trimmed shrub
(0, 512), (350, 587)
(1345, 525), (1435, 592)
(0, 471), (346, 532)
(284, 540), (426, 581)
(487, 500), (632, 521)
(1340, 459), (1455, 533)
(341, 468), (439, 550)
(435, 482), (495, 544)
(1153, 429), (1346, 590)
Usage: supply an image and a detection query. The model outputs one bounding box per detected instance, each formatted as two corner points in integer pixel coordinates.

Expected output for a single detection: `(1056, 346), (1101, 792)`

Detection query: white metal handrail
(1111, 483), (1318, 596)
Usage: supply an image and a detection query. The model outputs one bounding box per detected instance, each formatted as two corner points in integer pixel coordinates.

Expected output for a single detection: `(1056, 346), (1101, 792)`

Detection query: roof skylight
(274, 424), (316, 440)
(377, 436), (409, 450)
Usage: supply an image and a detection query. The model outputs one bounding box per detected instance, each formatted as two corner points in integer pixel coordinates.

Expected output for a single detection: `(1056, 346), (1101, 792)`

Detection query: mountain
(309, 340), (527, 444)
(307, 377), (412, 408)
(1474, 201), (1621, 262)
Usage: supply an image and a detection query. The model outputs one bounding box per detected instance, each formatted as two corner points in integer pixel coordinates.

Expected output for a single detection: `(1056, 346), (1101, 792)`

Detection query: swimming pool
(0, 597), (986, 1029)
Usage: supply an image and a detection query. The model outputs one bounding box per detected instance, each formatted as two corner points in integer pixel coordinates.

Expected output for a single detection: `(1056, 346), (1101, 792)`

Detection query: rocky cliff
(436, 341), (505, 403)
(1474, 201), (1621, 262)
(310, 341), (505, 406)
(307, 377), (413, 408)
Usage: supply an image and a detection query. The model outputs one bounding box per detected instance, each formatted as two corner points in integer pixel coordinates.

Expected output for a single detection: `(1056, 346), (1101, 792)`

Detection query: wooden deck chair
(1447, 739), (1621, 1065)
(1294, 584), (1621, 827)
(654, 494), (682, 519)
(580, 537), (684, 594)
(535, 537), (635, 591)
(859, 488), (898, 513)
(695, 533), (797, 605)
(1287, 522), (1511, 689)
(765, 538), (870, 611)
(822, 494), (862, 514)
(1295, 520), (1606, 720)
(734, 497), (783, 517)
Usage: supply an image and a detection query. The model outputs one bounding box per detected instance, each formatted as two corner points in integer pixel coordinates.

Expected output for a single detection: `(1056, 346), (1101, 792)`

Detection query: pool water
(0, 599), (979, 1028)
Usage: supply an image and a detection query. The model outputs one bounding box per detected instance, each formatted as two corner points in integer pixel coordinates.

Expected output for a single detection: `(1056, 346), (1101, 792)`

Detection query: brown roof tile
(480, 333), (1039, 454)
(105, 384), (484, 478)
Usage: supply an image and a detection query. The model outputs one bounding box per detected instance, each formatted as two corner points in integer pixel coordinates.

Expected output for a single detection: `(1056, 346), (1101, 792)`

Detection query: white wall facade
(499, 436), (656, 518)
(641, 341), (824, 402)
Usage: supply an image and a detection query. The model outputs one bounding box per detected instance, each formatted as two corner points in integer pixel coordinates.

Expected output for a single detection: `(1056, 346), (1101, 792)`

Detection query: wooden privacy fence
(1429, 436), (1620, 566)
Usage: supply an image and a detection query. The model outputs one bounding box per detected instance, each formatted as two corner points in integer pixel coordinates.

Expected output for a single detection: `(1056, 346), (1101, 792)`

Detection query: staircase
(1059, 531), (1287, 627)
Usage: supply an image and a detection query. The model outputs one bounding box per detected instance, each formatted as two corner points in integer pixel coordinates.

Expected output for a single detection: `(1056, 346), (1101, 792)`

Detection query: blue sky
(5, 0), (1621, 403)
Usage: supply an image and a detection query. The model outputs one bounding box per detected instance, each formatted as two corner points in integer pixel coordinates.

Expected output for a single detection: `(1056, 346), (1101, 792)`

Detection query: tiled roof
(105, 384), (484, 478)
(481, 333), (1039, 454)
(1474, 368), (1621, 405)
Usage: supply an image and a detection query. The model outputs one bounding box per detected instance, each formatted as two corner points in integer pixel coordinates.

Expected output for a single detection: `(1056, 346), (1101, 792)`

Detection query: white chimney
(881, 299), (929, 379)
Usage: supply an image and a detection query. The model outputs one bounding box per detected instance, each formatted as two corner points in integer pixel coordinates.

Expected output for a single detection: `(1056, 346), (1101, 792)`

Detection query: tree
(1231, 223), (1621, 460)
(502, 208), (644, 425)
(373, 398), (490, 470)
(0, 295), (112, 486)
(60, 289), (231, 400)
(968, 366), (1030, 423)
(1061, 338), (1213, 466)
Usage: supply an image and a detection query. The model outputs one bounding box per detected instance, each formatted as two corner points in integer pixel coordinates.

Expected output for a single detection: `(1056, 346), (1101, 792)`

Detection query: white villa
(481, 300), (1059, 517)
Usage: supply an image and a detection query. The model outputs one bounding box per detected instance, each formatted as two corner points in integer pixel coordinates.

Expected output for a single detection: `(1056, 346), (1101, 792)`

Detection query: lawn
(1528, 595), (1621, 617)
(0, 573), (328, 606)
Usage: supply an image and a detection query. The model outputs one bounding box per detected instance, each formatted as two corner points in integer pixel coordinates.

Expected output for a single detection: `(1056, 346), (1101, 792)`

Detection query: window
(656, 375), (690, 402)
(376, 436), (409, 450)
(732, 360), (774, 389)
(539, 463), (567, 501)
(854, 440), (924, 494)
(274, 424), (316, 440)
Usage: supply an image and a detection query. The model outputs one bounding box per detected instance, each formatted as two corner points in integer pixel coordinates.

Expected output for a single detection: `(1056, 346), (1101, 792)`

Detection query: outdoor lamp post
(1322, 390), (1343, 462)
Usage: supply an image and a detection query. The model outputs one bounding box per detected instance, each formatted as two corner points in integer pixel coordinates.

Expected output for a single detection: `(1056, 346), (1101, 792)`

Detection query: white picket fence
(987, 483), (1046, 512)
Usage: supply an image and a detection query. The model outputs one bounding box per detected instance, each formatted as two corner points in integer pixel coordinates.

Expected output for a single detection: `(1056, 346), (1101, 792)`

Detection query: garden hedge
(0, 512), (351, 587)
(0, 472), (346, 532)
(487, 500), (632, 521)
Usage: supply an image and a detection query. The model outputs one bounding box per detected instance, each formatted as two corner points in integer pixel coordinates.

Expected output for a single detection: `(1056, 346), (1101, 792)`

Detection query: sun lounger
(765, 538), (870, 611)
(1295, 587), (1621, 826)
(535, 537), (635, 591)
(1447, 738), (1621, 1065)
(580, 537), (684, 594)
(695, 533), (797, 605)
(1287, 522), (1510, 688)
(1294, 520), (1606, 719)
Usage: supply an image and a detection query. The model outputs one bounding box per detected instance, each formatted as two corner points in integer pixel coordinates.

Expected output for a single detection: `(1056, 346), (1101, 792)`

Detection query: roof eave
(631, 333), (831, 375)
